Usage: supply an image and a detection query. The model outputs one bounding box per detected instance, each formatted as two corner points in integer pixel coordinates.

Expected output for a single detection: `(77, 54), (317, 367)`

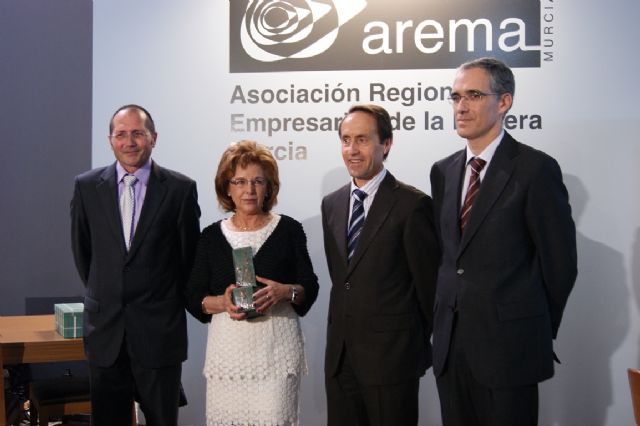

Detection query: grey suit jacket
(321, 171), (439, 386)
(430, 132), (577, 388)
(71, 161), (200, 368)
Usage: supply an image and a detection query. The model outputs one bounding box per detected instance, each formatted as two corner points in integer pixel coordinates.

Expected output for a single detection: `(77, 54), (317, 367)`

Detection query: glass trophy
(231, 246), (263, 318)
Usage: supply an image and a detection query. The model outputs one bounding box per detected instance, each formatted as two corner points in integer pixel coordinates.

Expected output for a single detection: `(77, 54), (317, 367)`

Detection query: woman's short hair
(215, 140), (280, 213)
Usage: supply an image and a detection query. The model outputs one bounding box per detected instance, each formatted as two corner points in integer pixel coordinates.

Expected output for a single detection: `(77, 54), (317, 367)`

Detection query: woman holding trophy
(186, 140), (319, 426)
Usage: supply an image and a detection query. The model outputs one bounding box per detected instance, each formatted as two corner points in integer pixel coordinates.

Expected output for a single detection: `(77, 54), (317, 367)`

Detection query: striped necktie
(347, 189), (367, 261)
(460, 157), (486, 232)
(120, 174), (138, 250)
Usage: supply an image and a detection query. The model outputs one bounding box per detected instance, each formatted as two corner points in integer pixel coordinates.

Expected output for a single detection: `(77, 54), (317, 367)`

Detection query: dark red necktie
(460, 157), (487, 232)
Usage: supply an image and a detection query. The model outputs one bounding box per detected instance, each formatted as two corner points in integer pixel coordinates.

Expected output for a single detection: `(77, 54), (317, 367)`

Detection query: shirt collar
(465, 129), (504, 165)
(349, 167), (387, 196)
(116, 158), (152, 186)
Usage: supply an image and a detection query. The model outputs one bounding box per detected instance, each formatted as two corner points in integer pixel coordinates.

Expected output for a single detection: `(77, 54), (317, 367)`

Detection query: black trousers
(326, 346), (420, 426)
(436, 317), (538, 426)
(89, 337), (182, 426)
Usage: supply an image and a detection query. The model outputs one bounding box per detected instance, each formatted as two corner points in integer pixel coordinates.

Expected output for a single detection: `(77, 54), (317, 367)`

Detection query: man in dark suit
(322, 104), (439, 425)
(430, 57), (577, 425)
(71, 104), (200, 425)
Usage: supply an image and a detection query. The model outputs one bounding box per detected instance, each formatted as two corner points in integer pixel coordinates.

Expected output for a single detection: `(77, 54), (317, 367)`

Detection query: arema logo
(230, 0), (542, 72)
(240, 0), (367, 62)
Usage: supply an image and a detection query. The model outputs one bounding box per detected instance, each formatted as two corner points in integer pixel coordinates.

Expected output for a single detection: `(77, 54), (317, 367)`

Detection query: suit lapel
(458, 133), (518, 254)
(347, 172), (396, 274)
(443, 151), (466, 246)
(328, 185), (351, 270)
(127, 162), (167, 259)
(97, 164), (126, 249)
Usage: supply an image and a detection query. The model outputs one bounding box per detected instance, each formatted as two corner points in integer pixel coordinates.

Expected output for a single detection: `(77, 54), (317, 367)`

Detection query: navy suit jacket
(322, 172), (439, 386)
(71, 161), (200, 368)
(430, 132), (577, 388)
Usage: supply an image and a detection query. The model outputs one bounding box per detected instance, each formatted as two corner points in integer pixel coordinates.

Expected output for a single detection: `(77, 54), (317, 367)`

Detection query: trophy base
(232, 285), (265, 319)
(238, 306), (263, 319)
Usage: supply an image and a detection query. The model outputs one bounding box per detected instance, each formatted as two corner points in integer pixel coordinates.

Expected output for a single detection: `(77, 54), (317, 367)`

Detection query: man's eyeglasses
(229, 178), (267, 188)
(448, 90), (502, 105)
(110, 130), (149, 141)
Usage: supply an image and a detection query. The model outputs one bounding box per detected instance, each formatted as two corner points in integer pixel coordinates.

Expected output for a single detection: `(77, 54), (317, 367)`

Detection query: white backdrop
(93, 1), (640, 425)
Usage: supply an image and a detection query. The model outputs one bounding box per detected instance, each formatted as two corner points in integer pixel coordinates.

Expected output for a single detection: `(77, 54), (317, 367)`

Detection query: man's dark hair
(109, 104), (156, 135)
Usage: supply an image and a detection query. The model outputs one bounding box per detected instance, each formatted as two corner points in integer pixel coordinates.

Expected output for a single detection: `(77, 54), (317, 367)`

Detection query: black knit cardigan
(185, 215), (319, 323)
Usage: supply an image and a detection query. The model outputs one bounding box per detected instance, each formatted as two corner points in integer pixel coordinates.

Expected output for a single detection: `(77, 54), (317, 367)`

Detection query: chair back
(628, 368), (640, 425)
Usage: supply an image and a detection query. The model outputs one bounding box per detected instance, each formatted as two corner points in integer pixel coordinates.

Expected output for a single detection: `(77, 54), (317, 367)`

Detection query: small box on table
(54, 303), (84, 338)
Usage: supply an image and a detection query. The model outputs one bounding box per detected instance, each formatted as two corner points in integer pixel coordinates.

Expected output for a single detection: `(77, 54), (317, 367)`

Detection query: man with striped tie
(321, 104), (440, 425)
(71, 105), (200, 425)
(430, 57), (577, 426)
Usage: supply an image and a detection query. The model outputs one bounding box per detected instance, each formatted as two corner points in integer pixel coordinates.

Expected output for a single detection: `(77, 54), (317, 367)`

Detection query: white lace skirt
(203, 303), (305, 426)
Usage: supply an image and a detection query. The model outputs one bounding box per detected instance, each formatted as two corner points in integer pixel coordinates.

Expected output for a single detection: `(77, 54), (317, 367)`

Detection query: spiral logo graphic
(240, 0), (367, 62)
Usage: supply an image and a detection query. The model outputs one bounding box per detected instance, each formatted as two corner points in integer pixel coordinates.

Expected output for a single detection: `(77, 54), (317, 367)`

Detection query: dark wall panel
(0, 0), (92, 315)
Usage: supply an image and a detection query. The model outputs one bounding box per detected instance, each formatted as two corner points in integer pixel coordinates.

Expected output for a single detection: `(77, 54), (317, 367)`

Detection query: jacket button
(344, 282), (351, 290)
(456, 268), (464, 275)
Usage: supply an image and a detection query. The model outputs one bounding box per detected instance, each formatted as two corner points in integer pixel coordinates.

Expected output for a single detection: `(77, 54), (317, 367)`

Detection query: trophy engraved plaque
(231, 246), (262, 318)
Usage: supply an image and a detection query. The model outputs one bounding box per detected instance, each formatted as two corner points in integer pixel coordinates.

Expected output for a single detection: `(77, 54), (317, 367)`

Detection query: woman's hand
(252, 276), (291, 313)
(224, 284), (247, 321)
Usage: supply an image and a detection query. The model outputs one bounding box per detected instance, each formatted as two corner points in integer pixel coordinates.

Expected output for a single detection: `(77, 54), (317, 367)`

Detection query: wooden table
(0, 315), (84, 426)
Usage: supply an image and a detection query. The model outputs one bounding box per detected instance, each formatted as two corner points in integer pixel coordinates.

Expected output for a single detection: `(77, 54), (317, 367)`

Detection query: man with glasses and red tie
(71, 104), (200, 425)
(430, 57), (577, 426)
(322, 104), (440, 425)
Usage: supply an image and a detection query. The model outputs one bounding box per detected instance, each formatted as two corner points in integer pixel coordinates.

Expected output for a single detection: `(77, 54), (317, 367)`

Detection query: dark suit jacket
(430, 132), (577, 388)
(71, 162), (200, 368)
(321, 171), (439, 386)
